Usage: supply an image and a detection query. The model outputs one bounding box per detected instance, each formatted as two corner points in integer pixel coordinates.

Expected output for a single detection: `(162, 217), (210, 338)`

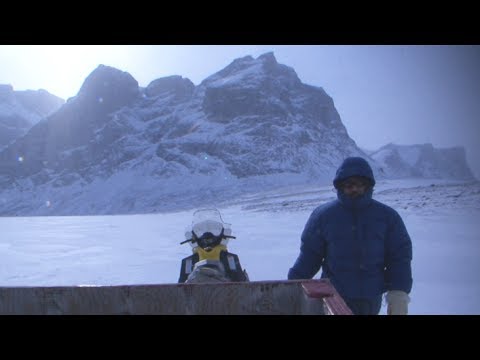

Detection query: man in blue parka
(288, 157), (412, 315)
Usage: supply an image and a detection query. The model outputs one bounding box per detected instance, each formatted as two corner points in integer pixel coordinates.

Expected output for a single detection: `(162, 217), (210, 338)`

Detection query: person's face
(340, 176), (370, 198)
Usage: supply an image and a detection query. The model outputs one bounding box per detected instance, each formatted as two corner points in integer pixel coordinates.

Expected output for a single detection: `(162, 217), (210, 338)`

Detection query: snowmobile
(178, 208), (249, 283)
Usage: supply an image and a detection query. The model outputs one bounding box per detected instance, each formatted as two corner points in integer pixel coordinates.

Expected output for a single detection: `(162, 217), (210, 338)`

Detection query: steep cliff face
(371, 143), (475, 180)
(177, 51), (365, 178)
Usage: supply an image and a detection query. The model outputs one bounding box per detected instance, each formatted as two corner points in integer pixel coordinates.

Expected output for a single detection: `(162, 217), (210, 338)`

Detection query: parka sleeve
(288, 210), (325, 280)
(385, 211), (413, 293)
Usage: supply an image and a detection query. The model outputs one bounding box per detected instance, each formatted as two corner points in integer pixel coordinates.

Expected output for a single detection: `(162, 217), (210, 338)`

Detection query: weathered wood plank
(302, 280), (353, 315)
(0, 279), (351, 315)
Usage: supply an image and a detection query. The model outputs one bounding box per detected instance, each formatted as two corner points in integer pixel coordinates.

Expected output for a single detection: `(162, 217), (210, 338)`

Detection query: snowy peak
(0, 84), (15, 101)
(0, 84), (64, 120)
(258, 51), (276, 62)
(0, 84), (64, 148)
(201, 52), (324, 121)
(0, 66), (142, 181)
(145, 75), (194, 99)
(258, 52), (300, 86)
(160, 53), (360, 180)
(371, 143), (475, 180)
(15, 89), (64, 117)
(76, 64), (139, 113)
(202, 55), (254, 84)
(201, 52), (301, 90)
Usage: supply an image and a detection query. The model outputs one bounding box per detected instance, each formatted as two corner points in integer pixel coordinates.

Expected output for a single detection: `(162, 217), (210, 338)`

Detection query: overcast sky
(1, 45), (479, 177)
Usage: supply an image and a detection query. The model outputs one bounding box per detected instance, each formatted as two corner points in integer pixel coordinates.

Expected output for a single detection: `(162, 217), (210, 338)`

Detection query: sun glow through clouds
(0, 45), (137, 100)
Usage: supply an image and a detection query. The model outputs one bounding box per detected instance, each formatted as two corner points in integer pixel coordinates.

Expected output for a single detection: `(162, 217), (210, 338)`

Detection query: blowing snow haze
(0, 53), (476, 216)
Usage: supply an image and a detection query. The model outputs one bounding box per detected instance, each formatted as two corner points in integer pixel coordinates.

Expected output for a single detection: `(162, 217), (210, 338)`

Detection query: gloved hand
(386, 290), (410, 315)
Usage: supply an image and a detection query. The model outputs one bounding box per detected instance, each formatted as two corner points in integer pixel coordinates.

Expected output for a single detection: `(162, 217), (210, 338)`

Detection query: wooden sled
(0, 278), (352, 315)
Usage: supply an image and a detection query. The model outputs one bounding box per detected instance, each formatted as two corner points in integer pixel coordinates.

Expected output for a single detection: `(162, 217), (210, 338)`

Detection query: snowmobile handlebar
(180, 234), (236, 245)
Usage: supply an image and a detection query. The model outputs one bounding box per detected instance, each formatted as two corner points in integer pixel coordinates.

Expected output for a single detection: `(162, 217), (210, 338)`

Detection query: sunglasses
(341, 179), (369, 190)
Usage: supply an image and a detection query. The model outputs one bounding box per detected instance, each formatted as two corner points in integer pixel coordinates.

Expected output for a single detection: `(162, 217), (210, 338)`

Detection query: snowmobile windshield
(191, 209), (229, 237)
(192, 219), (224, 237)
(192, 208), (225, 224)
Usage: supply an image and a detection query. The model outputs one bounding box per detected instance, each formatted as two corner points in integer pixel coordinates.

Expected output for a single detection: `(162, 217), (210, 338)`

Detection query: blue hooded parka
(288, 157), (413, 303)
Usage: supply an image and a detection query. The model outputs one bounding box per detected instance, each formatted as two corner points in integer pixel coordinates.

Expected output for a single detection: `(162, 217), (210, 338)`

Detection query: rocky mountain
(0, 53), (473, 216)
(370, 143), (475, 180)
(0, 84), (64, 149)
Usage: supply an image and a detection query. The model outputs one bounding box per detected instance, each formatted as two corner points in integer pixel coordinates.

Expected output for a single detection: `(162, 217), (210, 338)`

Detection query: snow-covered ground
(1, 179), (479, 315)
